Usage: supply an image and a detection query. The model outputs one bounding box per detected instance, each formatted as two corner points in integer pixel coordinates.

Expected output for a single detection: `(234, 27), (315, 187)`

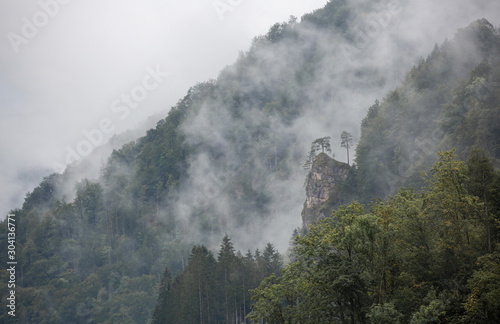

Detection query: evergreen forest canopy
(0, 0), (500, 322)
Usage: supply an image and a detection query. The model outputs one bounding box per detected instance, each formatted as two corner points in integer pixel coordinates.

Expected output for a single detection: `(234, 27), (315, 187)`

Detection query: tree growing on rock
(341, 131), (353, 165)
(303, 137), (333, 171)
(313, 136), (332, 154)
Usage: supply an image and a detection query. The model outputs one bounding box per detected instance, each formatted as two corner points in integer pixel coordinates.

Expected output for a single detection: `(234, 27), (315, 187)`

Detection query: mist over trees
(356, 19), (500, 202)
(249, 150), (500, 323)
(0, 0), (499, 323)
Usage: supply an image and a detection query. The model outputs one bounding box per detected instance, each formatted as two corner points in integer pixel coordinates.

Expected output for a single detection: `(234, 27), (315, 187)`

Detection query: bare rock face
(301, 153), (350, 228)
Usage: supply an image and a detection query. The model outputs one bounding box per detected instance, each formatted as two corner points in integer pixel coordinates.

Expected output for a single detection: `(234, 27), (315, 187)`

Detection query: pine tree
(313, 136), (332, 154)
(262, 243), (283, 276)
(179, 245), (216, 324)
(216, 235), (238, 323)
(304, 137), (333, 172)
(341, 131), (354, 165)
(152, 267), (173, 324)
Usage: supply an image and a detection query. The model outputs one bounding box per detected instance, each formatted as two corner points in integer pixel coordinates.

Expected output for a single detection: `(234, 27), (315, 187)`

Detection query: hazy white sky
(0, 0), (328, 215)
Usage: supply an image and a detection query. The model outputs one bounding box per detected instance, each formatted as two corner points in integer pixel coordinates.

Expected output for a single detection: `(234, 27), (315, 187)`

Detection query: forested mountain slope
(0, 0), (499, 322)
(355, 19), (500, 201)
(247, 19), (500, 324)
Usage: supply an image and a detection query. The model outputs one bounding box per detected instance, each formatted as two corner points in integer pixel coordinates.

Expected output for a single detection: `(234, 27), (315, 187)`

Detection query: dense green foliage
(249, 151), (500, 323)
(151, 236), (282, 324)
(0, 0), (499, 322)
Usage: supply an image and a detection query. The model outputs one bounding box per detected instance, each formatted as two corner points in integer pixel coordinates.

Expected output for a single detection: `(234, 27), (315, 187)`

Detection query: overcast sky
(1, 0), (499, 218)
(0, 0), (328, 215)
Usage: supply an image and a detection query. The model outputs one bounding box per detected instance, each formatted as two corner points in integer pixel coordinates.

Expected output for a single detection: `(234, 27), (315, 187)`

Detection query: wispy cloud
(0, 0), (328, 217)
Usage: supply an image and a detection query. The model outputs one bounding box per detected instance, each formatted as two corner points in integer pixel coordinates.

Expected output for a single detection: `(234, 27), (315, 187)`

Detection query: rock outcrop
(301, 152), (350, 228)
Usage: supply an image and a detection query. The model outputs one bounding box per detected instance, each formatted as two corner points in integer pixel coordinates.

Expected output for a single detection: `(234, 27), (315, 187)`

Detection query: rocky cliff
(301, 152), (350, 227)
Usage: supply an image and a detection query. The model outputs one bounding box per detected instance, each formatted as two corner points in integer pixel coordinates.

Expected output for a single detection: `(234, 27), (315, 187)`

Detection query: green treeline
(151, 236), (283, 324)
(249, 150), (500, 323)
(0, 1), (499, 323)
